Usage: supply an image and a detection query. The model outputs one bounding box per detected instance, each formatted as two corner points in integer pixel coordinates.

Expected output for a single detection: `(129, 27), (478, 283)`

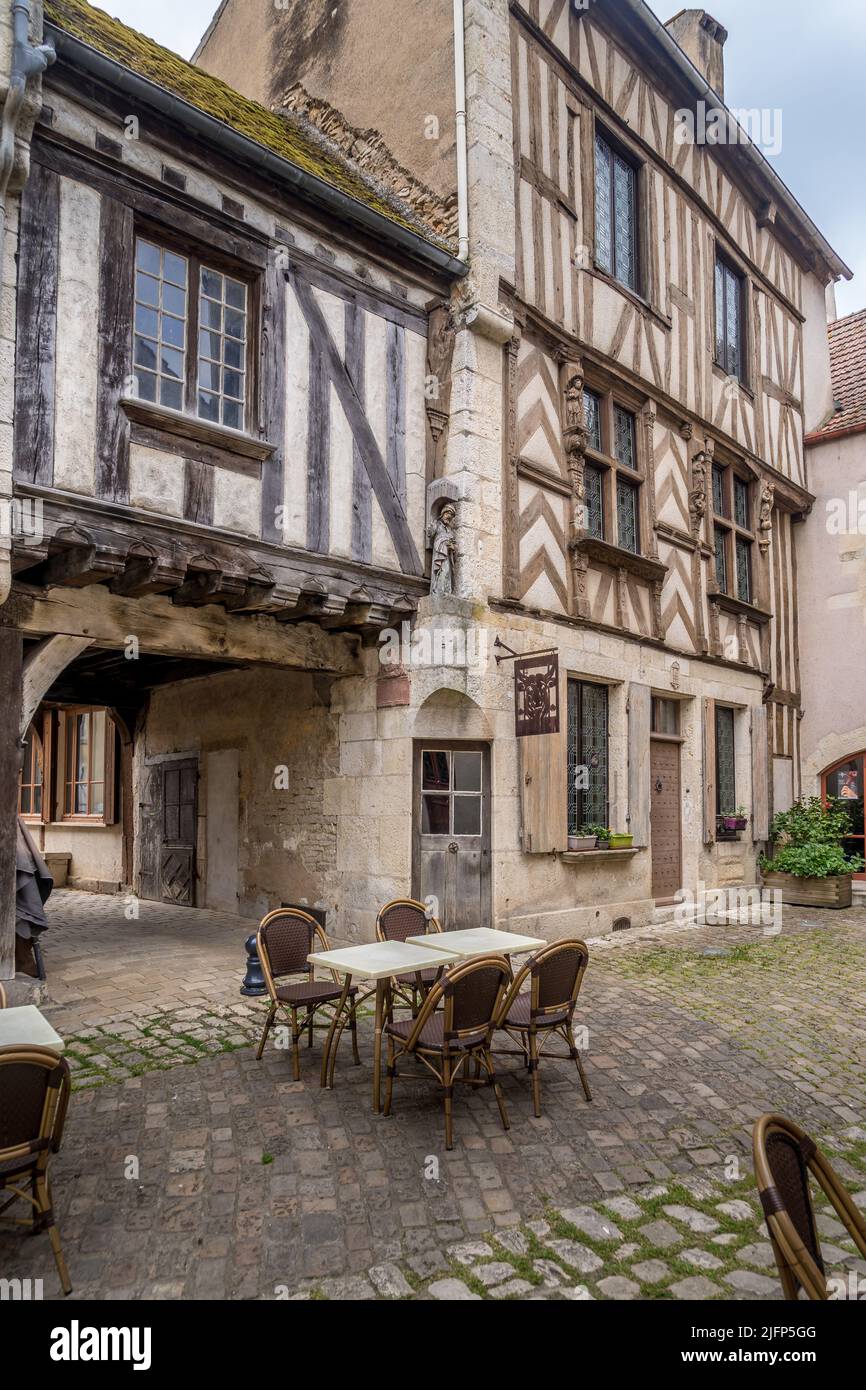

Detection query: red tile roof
(813, 308), (866, 439)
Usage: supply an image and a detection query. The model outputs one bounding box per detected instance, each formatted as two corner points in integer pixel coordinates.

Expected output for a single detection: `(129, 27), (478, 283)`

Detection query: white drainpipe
(0, 1), (54, 605)
(453, 0), (469, 262)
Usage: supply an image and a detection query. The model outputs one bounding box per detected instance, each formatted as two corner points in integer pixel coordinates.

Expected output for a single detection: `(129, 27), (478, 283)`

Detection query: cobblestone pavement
(1, 892), (865, 1300)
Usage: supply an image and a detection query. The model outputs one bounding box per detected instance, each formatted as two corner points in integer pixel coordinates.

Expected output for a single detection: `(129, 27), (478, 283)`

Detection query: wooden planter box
(761, 871), (853, 909)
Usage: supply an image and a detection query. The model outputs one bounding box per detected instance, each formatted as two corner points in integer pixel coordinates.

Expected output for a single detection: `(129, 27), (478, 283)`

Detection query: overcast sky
(92, 0), (864, 314)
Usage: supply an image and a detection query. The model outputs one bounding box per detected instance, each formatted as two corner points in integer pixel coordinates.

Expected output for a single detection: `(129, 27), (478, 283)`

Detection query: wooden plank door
(650, 738), (682, 902)
(160, 759), (198, 906)
(412, 742), (491, 929)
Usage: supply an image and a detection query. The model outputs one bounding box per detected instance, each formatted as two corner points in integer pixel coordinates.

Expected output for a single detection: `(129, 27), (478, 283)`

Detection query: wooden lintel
(8, 584), (362, 676)
(35, 543), (125, 589)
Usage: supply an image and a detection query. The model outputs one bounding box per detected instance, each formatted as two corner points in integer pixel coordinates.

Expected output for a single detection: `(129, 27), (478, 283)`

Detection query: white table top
(0, 1004), (65, 1053)
(308, 939), (462, 981)
(407, 927), (546, 958)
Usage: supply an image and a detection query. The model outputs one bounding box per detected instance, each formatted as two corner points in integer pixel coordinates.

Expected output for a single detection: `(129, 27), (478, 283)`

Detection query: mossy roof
(44, 0), (447, 251)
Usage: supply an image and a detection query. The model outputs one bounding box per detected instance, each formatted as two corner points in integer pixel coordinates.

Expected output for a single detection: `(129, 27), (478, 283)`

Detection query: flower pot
(761, 870), (853, 909)
(608, 833), (633, 850)
(722, 817), (747, 832)
(594, 837), (610, 849)
(568, 835), (597, 852)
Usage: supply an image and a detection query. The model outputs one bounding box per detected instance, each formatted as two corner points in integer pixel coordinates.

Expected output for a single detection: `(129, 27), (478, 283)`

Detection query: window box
(608, 832), (634, 849)
(560, 847), (642, 865)
(567, 835), (598, 852)
(761, 870), (853, 910)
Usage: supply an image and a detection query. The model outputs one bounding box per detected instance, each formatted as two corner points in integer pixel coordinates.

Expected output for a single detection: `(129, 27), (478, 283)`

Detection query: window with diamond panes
(595, 131), (638, 292)
(617, 476), (639, 553)
(584, 464), (604, 539)
(715, 254), (744, 381)
(714, 526), (728, 592)
(715, 706), (736, 816)
(568, 679), (609, 834)
(734, 476), (750, 529)
(614, 406), (636, 470)
(736, 537), (752, 603)
(198, 268), (248, 430)
(712, 465), (727, 516)
(583, 388), (602, 451)
(134, 239), (187, 410)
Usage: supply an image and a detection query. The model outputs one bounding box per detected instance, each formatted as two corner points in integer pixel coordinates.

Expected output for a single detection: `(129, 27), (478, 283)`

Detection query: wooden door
(650, 738), (682, 902)
(412, 742), (491, 929)
(159, 759), (198, 906)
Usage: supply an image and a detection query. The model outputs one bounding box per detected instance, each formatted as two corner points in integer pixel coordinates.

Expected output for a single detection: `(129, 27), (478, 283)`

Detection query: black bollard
(240, 933), (267, 996)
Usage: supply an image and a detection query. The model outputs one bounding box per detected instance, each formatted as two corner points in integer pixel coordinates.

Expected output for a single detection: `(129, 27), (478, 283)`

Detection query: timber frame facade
(0, 0), (853, 979)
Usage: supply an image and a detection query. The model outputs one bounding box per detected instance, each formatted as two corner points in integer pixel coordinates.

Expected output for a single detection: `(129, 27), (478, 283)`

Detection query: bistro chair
(255, 908), (360, 1081)
(376, 898), (443, 1017)
(495, 939), (592, 1117)
(0, 1045), (72, 1294)
(0, 981), (6, 1008)
(383, 954), (512, 1150)
(753, 1113), (866, 1300)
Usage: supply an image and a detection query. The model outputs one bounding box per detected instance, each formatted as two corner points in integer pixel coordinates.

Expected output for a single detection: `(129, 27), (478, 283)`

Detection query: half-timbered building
(0, 1), (854, 984)
(194, 0), (851, 942)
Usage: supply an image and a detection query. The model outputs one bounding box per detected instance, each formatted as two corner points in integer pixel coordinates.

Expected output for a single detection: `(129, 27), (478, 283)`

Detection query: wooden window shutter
(103, 713), (118, 826)
(751, 704), (769, 841)
(702, 696), (716, 844)
(627, 683), (651, 847)
(519, 671), (567, 853)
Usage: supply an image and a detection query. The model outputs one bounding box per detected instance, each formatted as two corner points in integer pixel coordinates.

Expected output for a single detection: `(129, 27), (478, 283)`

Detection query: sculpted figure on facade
(428, 501), (457, 596)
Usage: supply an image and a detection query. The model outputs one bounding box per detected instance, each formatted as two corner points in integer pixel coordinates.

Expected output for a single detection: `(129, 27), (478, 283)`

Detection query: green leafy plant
(760, 796), (864, 878)
(580, 823), (610, 840)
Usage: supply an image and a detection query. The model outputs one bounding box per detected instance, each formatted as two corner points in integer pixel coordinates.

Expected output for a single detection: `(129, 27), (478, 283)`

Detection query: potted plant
(568, 825), (599, 852)
(580, 823), (611, 849)
(760, 796), (863, 908)
(718, 806), (749, 836)
(608, 830), (634, 850)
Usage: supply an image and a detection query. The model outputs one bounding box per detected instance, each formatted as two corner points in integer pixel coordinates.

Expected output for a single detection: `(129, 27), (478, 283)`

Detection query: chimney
(664, 10), (728, 99)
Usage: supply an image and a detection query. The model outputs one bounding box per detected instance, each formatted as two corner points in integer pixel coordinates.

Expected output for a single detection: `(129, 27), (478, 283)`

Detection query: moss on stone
(45, 0), (443, 246)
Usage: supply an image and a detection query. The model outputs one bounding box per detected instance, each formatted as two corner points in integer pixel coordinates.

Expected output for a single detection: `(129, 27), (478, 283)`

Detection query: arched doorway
(822, 753), (865, 879)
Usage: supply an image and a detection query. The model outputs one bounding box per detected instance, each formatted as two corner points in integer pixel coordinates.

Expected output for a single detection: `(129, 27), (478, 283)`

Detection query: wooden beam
(0, 630), (22, 979)
(21, 634), (93, 735)
(9, 584), (362, 675)
(95, 195), (134, 501)
(14, 161), (59, 487)
(34, 536), (125, 588)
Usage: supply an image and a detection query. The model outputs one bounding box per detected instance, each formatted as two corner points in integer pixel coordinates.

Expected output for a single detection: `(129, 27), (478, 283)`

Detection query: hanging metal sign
(513, 651), (560, 737)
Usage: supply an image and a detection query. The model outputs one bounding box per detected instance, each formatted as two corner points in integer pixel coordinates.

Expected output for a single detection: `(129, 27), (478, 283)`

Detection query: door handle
(448, 842), (459, 853)
(655, 778), (663, 792)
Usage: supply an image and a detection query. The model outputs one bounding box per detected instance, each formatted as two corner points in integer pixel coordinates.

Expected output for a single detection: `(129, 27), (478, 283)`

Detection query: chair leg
(255, 1003), (276, 1061)
(37, 1176), (72, 1296)
(568, 1025), (592, 1101)
(291, 1007), (301, 1081)
(483, 1048), (510, 1133)
(350, 999), (361, 1066)
(308, 1012), (314, 1048)
(443, 1053), (454, 1151)
(528, 1028), (541, 1118)
(383, 1036), (396, 1117)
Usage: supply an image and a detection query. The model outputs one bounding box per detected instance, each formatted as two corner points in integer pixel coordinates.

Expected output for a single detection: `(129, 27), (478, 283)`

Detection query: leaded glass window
(715, 706), (736, 816)
(584, 464), (604, 539)
(614, 406), (636, 469)
(595, 131), (638, 292)
(616, 477), (639, 553)
(712, 464), (727, 516)
(734, 476), (750, 529)
(584, 388), (602, 451)
(568, 679), (609, 834)
(715, 255), (743, 380)
(134, 238), (187, 410)
(714, 526), (728, 592)
(736, 537), (752, 603)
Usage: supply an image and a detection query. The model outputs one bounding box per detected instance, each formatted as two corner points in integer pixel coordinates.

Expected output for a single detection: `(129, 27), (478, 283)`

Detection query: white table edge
(405, 932), (546, 955)
(306, 942), (462, 979)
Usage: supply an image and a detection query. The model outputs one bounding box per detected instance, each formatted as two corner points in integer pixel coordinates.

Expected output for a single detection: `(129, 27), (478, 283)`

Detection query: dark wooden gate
(159, 759), (198, 906)
(650, 738), (682, 902)
(412, 742), (491, 930)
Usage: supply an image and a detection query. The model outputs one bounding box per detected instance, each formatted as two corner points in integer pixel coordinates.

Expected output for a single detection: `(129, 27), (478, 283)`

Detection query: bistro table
(0, 1004), (65, 1053)
(307, 939), (462, 1112)
(406, 926), (546, 959)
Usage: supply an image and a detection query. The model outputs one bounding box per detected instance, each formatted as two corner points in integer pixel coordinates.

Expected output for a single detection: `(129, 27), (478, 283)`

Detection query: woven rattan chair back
(531, 940), (589, 1015)
(258, 908), (329, 991)
(0, 1045), (72, 1294)
(0, 981), (6, 1009)
(443, 956), (511, 1043)
(376, 898), (441, 943)
(753, 1114), (866, 1299)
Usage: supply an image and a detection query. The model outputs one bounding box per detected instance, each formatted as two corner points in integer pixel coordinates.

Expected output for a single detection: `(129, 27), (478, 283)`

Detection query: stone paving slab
(0, 891), (864, 1300)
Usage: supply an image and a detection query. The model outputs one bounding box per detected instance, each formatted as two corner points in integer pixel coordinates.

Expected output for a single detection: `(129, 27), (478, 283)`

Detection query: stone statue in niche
(564, 371), (584, 429)
(758, 479), (775, 553)
(428, 501), (457, 596)
(688, 450), (708, 536)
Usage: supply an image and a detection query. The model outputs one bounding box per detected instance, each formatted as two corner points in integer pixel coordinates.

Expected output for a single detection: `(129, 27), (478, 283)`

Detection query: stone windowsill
(560, 848), (644, 864)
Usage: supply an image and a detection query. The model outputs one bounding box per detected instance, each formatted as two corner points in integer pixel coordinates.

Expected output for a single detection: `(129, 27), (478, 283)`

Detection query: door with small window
(412, 743), (491, 930)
